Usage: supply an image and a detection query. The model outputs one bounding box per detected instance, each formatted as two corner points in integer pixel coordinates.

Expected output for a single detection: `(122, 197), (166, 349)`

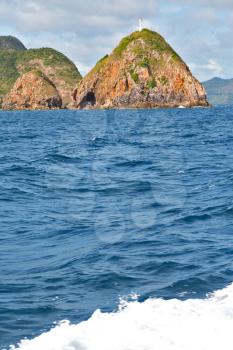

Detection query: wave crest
(10, 283), (233, 350)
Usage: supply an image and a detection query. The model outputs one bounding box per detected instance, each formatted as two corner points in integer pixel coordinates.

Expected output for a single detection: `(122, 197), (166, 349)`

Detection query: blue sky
(0, 0), (232, 81)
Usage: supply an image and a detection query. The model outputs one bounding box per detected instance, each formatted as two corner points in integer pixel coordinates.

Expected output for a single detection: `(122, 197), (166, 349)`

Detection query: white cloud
(204, 59), (223, 75)
(0, 0), (233, 80)
(190, 60), (223, 81)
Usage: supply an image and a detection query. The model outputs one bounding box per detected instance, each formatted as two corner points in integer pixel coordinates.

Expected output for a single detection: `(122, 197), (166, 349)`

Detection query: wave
(10, 283), (233, 350)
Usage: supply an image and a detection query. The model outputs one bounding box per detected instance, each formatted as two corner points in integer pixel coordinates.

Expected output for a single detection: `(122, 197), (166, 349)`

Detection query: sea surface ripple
(1, 107), (233, 348)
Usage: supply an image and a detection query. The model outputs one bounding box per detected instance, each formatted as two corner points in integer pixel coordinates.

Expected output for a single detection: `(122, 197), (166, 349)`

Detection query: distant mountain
(203, 77), (233, 105)
(0, 36), (26, 51)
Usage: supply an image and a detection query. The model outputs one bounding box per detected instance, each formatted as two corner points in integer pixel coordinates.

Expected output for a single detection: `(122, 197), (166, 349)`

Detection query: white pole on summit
(139, 18), (143, 32)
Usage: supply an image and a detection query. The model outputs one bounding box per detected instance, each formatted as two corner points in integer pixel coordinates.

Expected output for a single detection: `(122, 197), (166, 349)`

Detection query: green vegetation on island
(87, 29), (183, 88)
(73, 28), (208, 109)
(0, 37), (82, 107)
(113, 29), (182, 60)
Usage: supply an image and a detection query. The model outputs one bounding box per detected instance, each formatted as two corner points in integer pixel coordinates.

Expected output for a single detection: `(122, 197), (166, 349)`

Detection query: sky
(0, 0), (232, 81)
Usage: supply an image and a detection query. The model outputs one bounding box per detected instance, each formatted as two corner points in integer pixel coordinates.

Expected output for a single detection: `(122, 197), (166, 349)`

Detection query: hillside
(0, 36), (26, 51)
(0, 36), (82, 108)
(203, 77), (233, 105)
(72, 29), (208, 109)
(2, 70), (62, 110)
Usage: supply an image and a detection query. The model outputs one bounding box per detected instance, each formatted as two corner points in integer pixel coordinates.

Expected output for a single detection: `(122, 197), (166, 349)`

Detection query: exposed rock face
(15, 48), (82, 107)
(72, 29), (209, 109)
(2, 71), (62, 110)
(0, 37), (82, 108)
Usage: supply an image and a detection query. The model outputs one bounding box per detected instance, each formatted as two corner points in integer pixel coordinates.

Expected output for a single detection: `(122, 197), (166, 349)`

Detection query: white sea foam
(10, 284), (233, 350)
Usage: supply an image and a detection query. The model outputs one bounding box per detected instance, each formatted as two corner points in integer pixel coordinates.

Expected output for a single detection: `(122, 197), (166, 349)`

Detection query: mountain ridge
(203, 77), (233, 105)
(0, 36), (26, 51)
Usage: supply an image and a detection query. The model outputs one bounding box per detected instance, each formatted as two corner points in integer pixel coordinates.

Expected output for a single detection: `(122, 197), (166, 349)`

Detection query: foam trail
(10, 284), (233, 350)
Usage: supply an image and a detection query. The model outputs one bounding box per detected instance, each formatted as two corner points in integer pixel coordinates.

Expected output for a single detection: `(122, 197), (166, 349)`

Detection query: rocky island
(0, 31), (209, 110)
(0, 36), (82, 109)
(72, 29), (208, 109)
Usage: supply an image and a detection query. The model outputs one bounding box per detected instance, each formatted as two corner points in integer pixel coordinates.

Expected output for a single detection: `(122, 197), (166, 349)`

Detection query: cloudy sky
(0, 0), (232, 81)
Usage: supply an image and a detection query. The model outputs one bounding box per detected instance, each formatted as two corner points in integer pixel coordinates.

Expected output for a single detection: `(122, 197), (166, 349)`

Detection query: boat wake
(10, 283), (233, 350)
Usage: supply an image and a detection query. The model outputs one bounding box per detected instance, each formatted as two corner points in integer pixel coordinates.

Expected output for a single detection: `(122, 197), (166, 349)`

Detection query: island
(71, 29), (209, 109)
(0, 31), (209, 110)
(0, 36), (82, 110)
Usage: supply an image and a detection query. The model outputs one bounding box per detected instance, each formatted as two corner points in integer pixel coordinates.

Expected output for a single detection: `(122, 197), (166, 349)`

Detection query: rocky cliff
(0, 36), (82, 109)
(72, 29), (208, 109)
(2, 71), (62, 110)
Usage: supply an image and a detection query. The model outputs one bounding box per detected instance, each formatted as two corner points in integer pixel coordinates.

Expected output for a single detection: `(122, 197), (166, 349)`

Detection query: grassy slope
(113, 29), (181, 60)
(0, 47), (82, 97)
(87, 29), (182, 78)
(0, 51), (19, 95)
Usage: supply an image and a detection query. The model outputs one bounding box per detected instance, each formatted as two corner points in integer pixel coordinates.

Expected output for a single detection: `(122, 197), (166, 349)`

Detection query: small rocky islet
(0, 30), (209, 110)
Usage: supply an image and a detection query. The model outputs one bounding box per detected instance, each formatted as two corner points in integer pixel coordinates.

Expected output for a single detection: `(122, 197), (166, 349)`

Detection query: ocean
(1, 107), (233, 349)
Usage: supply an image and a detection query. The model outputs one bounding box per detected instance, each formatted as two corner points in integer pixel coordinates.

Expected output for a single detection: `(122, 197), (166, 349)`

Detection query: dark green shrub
(130, 70), (139, 83)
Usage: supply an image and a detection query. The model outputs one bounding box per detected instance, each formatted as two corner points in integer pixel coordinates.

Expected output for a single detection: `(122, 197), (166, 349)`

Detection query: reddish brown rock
(2, 71), (62, 110)
(72, 29), (209, 109)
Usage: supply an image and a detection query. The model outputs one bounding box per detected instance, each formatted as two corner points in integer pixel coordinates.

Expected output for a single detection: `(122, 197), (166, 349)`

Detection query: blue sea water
(1, 107), (233, 349)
